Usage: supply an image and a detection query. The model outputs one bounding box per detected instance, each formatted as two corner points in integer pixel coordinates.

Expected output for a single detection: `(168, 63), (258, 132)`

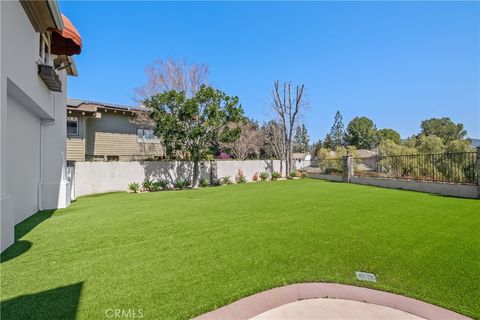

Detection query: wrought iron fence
(308, 158), (344, 175)
(353, 152), (478, 185)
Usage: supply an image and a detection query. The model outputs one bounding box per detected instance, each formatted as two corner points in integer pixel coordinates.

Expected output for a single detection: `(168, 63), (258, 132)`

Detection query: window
(38, 33), (51, 65)
(67, 117), (79, 135)
(137, 128), (160, 143)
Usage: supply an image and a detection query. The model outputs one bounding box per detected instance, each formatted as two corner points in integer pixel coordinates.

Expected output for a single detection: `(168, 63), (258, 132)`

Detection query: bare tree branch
(133, 58), (209, 103)
(271, 81), (308, 176)
(222, 121), (264, 160)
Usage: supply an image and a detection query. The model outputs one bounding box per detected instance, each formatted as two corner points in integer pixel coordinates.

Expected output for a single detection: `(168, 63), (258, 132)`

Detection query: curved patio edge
(194, 283), (472, 320)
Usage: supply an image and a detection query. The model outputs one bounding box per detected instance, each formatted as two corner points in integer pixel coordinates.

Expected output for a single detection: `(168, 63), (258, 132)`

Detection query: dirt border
(194, 283), (472, 320)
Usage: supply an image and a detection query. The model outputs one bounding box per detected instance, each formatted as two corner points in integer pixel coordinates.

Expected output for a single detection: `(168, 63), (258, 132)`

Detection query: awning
(50, 14), (82, 56)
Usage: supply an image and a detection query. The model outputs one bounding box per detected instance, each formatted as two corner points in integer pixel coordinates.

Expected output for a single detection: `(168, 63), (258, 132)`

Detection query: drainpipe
(38, 93), (57, 211)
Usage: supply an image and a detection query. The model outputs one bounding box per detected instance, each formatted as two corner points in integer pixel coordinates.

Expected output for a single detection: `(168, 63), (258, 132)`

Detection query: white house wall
(0, 0), (70, 252)
(5, 94), (41, 223)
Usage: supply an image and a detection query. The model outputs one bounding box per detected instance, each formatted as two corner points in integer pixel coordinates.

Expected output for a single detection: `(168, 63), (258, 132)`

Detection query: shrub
(289, 171), (297, 178)
(235, 169), (247, 184)
(142, 179), (154, 191)
(301, 172), (307, 178)
(217, 152), (231, 160)
(259, 172), (269, 181)
(157, 179), (169, 189)
(252, 172), (259, 181)
(271, 171), (281, 180)
(128, 182), (140, 193)
(199, 177), (209, 188)
(175, 179), (191, 190)
(149, 181), (162, 192)
(325, 167), (342, 175)
(221, 175), (233, 185)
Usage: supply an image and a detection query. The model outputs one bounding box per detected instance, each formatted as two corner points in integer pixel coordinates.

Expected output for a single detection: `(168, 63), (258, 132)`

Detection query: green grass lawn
(1, 179), (479, 319)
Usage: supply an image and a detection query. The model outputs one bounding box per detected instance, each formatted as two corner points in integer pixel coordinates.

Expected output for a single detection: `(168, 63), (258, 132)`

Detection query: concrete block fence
(72, 160), (283, 197)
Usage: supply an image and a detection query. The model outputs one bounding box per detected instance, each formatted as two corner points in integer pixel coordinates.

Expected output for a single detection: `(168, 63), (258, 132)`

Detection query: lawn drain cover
(355, 271), (377, 282)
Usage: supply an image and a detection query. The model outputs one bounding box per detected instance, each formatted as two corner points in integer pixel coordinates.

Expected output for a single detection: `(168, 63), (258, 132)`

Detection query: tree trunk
(192, 160), (199, 188)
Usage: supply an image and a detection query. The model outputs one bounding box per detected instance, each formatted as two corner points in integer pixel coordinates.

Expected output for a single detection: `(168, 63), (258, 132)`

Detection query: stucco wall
(1, 1), (70, 252)
(73, 161), (211, 197)
(216, 160), (282, 181)
(73, 160), (284, 197)
(6, 95), (41, 223)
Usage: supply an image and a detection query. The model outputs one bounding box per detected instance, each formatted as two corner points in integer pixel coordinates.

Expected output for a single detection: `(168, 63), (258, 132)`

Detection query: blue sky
(60, 1), (480, 141)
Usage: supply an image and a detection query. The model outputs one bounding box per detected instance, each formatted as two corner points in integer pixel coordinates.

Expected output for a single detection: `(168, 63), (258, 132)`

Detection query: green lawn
(1, 179), (479, 319)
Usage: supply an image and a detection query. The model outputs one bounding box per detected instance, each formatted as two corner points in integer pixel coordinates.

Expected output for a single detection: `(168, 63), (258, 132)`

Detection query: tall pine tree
(293, 124), (310, 153)
(330, 111), (344, 149)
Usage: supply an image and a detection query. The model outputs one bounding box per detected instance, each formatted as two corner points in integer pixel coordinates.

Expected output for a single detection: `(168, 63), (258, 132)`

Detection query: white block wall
(216, 160), (282, 181)
(73, 160), (284, 197)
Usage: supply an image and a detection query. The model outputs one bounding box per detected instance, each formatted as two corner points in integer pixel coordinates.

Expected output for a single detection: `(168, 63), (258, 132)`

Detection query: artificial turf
(1, 179), (479, 319)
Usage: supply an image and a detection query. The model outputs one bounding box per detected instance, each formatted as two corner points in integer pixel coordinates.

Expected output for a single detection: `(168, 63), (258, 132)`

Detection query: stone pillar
(342, 156), (353, 183)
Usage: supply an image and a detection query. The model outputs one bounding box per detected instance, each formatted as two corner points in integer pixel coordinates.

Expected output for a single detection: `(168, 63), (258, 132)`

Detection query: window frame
(67, 116), (79, 136)
(137, 128), (160, 144)
(38, 32), (52, 65)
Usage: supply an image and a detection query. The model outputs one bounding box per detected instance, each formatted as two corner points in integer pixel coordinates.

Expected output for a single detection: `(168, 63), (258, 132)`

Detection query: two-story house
(66, 99), (164, 161)
(1, 0), (81, 251)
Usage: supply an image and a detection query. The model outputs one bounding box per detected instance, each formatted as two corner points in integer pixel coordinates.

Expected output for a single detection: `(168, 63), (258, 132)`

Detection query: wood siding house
(66, 99), (164, 161)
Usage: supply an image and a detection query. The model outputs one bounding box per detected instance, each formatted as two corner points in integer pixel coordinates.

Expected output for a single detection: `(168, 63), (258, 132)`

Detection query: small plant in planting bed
(157, 179), (169, 189)
(149, 181), (163, 192)
(199, 178), (209, 188)
(175, 179), (191, 190)
(128, 182), (140, 193)
(252, 172), (259, 181)
(271, 171), (281, 180)
(142, 179), (154, 191)
(235, 169), (247, 183)
(259, 172), (269, 181)
(221, 175), (233, 185)
(289, 171), (297, 178)
(301, 172), (307, 178)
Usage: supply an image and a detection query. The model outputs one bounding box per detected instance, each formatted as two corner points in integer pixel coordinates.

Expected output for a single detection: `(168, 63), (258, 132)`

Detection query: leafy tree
(312, 139), (323, 155)
(420, 117), (467, 144)
(344, 116), (378, 149)
(445, 139), (474, 153)
(330, 111), (345, 148)
(293, 124), (310, 153)
(401, 135), (418, 148)
(323, 133), (334, 150)
(377, 128), (401, 144)
(378, 139), (417, 156)
(416, 135), (445, 154)
(145, 86), (244, 186)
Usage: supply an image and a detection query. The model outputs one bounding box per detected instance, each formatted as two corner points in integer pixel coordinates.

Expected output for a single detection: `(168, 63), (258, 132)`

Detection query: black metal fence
(353, 152), (478, 185)
(309, 158), (344, 175)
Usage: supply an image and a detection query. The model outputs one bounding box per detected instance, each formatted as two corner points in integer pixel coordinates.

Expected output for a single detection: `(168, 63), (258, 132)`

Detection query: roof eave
(20, 0), (64, 33)
(66, 56), (78, 76)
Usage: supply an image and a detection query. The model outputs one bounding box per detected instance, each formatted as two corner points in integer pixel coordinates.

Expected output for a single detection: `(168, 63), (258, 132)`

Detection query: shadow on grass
(0, 282), (83, 320)
(0, 210), (56, 263)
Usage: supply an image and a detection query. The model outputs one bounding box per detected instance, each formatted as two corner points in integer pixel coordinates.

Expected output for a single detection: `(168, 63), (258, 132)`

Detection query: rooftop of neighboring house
(292, 152), (311, 159)
(355, 149), (378, 158)
(470, 138), (480, 148)
(67, 98), (146, 113)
